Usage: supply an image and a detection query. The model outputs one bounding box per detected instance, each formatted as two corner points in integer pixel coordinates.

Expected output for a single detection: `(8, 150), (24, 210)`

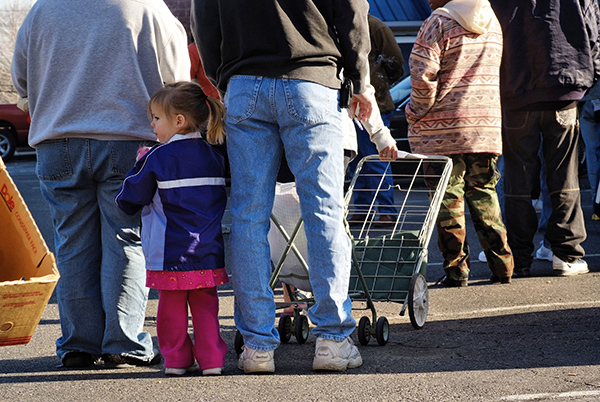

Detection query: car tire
(0, 128), (17, 162)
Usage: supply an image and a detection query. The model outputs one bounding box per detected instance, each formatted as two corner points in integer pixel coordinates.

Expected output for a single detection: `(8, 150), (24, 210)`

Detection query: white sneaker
(164, 361), (200, 376)
(312, 337), (362, 371)
(535, 241), (553, 261)
(478, 251), (487, 263)
(202, 367), (223, 376)
(552, 255), (589, 276)
(237, 346), (275, 373)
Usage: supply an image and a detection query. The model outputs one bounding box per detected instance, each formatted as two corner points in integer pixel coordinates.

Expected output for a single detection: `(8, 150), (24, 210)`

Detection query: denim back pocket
(108, 141), (142, 175)
(282, 79), (337, 125)
(36, 139), (73, 181)
(225, 76), (261, 124)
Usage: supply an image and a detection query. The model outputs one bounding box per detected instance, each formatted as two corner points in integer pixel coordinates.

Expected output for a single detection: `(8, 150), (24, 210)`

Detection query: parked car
(0, 104), (30, 162)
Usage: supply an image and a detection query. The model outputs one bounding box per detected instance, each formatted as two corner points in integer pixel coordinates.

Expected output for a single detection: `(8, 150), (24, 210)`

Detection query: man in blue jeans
(193, 0), (396, 373)
(11, 0), (190, 368)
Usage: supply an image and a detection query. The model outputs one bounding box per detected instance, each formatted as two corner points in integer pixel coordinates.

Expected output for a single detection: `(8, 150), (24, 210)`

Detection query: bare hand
(379, 144), (398, 161)
(349, 92), (376, 121)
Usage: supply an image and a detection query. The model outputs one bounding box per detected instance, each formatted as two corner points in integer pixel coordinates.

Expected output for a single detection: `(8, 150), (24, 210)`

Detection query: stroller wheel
(375, 316), (389, 346)
(357, 316), (371, 345)
(294, 315), (310, 344)
(278, 314), (292, 343)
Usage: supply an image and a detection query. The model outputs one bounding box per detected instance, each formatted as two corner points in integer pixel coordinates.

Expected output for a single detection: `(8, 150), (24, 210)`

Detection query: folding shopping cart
(345, 151), (452, 345)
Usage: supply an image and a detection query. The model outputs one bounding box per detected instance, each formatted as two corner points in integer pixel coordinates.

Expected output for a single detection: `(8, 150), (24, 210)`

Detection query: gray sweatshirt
(11, 0), (190, 147)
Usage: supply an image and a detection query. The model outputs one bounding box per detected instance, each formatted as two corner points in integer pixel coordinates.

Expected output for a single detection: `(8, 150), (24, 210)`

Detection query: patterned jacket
(406, 1), (503, 156)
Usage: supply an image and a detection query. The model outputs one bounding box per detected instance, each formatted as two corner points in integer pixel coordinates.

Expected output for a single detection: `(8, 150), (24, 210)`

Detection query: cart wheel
(294, 314), (310, 344)
(234, 330), (244, 355)
(278, 314), (292, 343)
(375, 316), (389, 346)
(357, 316), (371, 345)
(408, 273), (429, 329)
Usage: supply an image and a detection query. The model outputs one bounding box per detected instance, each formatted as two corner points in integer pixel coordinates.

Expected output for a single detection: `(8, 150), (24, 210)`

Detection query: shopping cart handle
(396, 150), (427, 159)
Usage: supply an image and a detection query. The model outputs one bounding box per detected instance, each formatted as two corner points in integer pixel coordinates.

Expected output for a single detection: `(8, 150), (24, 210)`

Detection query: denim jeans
(36, 138), (154, 360)
(579, 100), (600, 202)
(502, 107), (586, 268)
(224, 76), (355, 351)
(347, 111), (396, 215)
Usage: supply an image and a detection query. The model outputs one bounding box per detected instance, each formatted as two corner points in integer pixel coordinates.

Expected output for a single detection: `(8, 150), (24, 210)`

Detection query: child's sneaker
(552, 255), (589, 276)
(312, 337), (362, 371)
(237, 346), (275, 374)
(202, 367), (223, 376)
(165, 362), (200, 376)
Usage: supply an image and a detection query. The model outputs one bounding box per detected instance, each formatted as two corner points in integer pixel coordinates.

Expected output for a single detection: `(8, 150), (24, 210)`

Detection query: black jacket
(490, 0), (600, 110)
(191, 0), (370, 95)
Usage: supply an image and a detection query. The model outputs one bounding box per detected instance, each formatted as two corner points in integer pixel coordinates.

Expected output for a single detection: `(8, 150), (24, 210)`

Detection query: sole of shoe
(553, 267), (589, 277)
(238, 356), (275, 374)
(202, 367), (223, 375)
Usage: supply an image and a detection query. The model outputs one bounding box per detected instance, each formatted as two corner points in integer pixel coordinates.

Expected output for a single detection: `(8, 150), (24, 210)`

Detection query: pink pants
(157, 287), (228, 370)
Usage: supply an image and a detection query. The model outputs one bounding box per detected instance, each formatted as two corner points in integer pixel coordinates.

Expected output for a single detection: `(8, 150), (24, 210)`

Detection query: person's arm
(372, 24), (405, 84)
(334, 0), (371, 95)
(115, 153), (159, 215)
(405, 17), (443, 126)
(11, 19), (29, 100)
(158, 20), (191, 84)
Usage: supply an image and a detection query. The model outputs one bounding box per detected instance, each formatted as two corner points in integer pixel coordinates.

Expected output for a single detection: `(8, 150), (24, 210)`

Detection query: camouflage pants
(425, 154), (514, 280)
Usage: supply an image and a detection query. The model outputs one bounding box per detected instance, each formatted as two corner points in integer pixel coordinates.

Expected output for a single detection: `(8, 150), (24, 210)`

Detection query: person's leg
(36, 139), (105, 362)
(224, 75), (282, 352)
(579, 100), (600, 202)
(502, 109), (542, 273)
(278, 78), (356, 341)
(92, 140), (154, 360)
(189, 287), (228, 371)
(157, 290), (195, 369)
(463, 154), (514, 280)
(434, 154), (470, 284)
(540, 107), (586, 262)
(351, 121), (396, 216)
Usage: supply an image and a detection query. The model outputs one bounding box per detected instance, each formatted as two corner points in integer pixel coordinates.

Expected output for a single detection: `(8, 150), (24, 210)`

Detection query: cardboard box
(0, 157), (59, 346)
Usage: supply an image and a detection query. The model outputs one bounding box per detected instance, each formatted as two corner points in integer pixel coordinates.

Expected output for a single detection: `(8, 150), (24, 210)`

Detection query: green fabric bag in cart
(349, 231), (427, 301)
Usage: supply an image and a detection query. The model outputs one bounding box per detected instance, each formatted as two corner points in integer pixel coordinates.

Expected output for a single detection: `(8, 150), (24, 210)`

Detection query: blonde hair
(148, 81), (225, 144)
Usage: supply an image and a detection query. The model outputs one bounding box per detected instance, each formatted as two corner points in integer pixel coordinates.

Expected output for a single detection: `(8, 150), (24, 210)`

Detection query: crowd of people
(10, 0), (598, 377)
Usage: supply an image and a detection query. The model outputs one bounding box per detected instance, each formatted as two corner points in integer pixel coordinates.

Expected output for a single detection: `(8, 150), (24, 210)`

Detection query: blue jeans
(36, 138), (154, 360)
(224, 76), (355, 351)
(502, 107), (586, 268)
(579, 99), (600, 202)
(347, 111), (396, 215)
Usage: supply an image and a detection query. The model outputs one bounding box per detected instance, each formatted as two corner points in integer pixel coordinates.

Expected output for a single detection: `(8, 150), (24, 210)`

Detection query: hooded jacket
(406, 0), (503, 156)
(490, 0), (600, 110)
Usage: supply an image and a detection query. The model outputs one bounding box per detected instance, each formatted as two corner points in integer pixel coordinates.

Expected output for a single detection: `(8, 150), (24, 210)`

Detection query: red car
(0, 103), (31, 162)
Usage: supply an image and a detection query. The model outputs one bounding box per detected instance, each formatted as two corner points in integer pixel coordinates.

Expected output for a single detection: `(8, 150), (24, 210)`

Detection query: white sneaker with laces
(478, 251), (487, 263)
(535, 241), (553, 261)
(164, 361), (200, 376)
(237, 346), (275, 374)
(202, 367), (223, 376)
(312, 337), (362, 371)
(552, 255), (589, 276)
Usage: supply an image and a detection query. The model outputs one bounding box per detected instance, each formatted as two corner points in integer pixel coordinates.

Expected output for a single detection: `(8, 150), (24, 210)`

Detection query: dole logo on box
(1, 183), (16, 211)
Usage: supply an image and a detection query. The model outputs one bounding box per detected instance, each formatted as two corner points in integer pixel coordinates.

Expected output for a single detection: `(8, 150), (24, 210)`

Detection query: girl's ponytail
(205, 96), (226, 145)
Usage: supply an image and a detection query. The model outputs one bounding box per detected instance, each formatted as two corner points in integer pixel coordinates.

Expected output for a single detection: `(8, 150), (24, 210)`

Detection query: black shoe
(347, 214), (367, 224)
(375, 214), (396, 226)
(512, 268), (531, 278)
(60, 351), (99, 368)
(441, 276), (468, 287)
(490, 274), (511, 284)
(102, 352), (162, 369)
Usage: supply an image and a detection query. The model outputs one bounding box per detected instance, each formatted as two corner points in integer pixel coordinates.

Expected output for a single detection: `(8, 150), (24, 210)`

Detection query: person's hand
(379, 144), (398, 161)
(349, 92), (375, 121)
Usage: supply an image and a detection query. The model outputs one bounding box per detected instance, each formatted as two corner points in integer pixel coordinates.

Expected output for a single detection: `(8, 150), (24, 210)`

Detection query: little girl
(116, 81), (228, 376)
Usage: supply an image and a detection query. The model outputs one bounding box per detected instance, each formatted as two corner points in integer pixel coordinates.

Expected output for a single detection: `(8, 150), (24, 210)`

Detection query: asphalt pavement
(1, 152), (599, 402)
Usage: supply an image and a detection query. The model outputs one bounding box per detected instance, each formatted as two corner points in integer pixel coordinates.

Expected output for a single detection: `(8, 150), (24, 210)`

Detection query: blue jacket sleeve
(115, 154), (158, 215)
